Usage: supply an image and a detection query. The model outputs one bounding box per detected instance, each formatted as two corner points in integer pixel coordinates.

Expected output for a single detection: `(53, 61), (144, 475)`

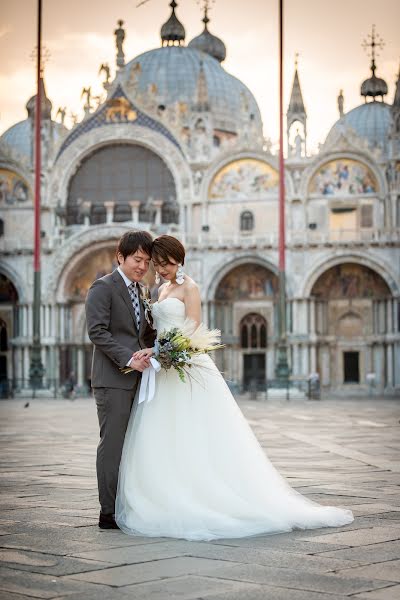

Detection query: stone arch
(66, 143), (177, 225)
(203, 151), (295, 200)
(205, 254), (279, 301)
(49, 224), (133, 301)
(301, 253), (398, 299)
(0, 262), (25, 303)
(300, 151), (387, 199)
(48, 124), (193, 210)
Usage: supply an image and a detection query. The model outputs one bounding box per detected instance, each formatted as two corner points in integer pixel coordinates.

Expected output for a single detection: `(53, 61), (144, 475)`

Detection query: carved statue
(98, 63), (111, 84)
(338, 89), (344, 118)
(114, 20), (125, 68)
(294, 130), (303, 158)
(56, 107), (66, 125)
(81, 87), (92, 113)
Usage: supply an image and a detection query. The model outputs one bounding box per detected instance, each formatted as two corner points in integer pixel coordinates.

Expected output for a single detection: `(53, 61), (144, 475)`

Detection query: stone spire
(361, 25), (388, 102)
(188, 1), (226, 63)
(287, 55), (307, 155)
(194, 61), (210, 111)
(393, 63), (400, 108)
(390, 63), (400, 141)
(161, 1), (185, 47)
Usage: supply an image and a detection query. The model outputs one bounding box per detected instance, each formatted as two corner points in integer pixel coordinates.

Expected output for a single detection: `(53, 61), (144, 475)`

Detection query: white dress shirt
(117, 266), (137, 367)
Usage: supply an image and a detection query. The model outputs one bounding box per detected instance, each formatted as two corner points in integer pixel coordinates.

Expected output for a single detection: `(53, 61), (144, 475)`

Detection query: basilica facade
(0, 2), (399, 396)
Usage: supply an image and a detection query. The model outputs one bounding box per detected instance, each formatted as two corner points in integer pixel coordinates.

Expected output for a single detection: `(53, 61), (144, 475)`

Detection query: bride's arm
(184, 282), (201, 327)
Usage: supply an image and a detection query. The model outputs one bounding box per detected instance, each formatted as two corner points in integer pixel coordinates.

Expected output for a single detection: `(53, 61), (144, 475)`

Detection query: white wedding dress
(115, 298), (353, 541)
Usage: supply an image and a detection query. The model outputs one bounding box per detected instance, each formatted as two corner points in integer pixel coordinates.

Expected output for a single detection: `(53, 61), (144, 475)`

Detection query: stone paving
(0, 395), (399, 600)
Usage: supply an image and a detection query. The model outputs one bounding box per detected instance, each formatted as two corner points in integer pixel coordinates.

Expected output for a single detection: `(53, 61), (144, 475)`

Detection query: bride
(115, 235), (353, 541)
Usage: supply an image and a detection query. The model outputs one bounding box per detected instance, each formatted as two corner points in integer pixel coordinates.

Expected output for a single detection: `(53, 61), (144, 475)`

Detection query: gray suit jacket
(85, 269), (156, 389)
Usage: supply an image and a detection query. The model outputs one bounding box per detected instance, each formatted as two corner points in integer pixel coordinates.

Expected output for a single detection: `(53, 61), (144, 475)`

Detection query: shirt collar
(117, 266), (136, 288)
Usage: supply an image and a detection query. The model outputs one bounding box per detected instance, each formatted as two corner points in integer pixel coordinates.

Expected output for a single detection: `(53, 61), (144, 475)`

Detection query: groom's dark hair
(116, 230), (153, 264)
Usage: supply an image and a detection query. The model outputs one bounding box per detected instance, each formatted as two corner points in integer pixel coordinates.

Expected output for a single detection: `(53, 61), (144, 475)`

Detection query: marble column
(82, 201), (91, 227)
(129, 200), (141, 224)
(23, 347), (30, 383)
(309, 299), (316, 335)
(310, 344), (317, 374)
(59, 304), (65, 342)
(15, 347), (22, 382)
(302, 344), (309, 377)
(19, 305), (25, 338)
(387, 299), (393, 334)
(77, 347), (84, 387)
(27, 305), (32, 340)
(387, 344), (394, 388)
(292, 343), (299, 377)
(153, 199), (163, 226)
(267, 346), (274, 380)
(104, 201), (115, 224)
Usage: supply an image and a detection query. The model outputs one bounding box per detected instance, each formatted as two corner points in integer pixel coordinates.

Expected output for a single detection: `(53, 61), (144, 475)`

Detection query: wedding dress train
(115, 298), (353, 541)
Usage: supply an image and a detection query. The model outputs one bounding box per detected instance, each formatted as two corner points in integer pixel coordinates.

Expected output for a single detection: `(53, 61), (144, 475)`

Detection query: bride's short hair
(152, 235), (185, 265)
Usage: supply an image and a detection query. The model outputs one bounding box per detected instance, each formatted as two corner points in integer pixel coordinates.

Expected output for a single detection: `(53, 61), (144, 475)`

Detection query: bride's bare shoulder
(183, 276), (199, 291)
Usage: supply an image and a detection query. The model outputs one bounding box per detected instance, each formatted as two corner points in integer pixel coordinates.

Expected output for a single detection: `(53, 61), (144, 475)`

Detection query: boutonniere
(140, 286), (155, 329)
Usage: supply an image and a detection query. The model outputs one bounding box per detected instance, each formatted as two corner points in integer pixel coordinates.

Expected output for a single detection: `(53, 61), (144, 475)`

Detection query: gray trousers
(94, 384), (139, 514)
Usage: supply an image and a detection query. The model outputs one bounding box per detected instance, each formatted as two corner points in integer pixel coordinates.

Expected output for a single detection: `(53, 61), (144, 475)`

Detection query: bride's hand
(132, 348), (154, 360)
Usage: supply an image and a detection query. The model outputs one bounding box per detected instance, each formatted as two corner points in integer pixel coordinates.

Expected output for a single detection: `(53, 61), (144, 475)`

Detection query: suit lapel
(112, 270), (138, 331)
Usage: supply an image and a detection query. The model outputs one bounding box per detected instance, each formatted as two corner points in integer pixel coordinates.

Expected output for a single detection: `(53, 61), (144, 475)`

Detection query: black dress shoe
(99, 512), (119, 529)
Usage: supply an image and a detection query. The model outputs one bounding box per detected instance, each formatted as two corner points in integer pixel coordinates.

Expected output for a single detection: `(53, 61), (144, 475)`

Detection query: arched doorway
(212, 263), (278, 389)
(311, 262), (393, 390)
(66, 144), (178, 226)
(240, 313), (267, 390)
(0, 274), (19, 396)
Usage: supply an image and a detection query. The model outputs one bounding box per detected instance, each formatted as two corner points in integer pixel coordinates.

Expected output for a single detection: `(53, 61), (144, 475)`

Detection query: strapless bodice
(152, 298), (186, 333)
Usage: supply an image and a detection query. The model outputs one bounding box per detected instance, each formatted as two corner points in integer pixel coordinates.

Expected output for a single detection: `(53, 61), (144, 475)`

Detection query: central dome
(123, 46), (262, 134)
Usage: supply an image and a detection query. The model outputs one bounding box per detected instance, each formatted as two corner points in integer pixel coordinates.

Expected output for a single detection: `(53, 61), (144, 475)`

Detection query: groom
(85, 230), (156, 529)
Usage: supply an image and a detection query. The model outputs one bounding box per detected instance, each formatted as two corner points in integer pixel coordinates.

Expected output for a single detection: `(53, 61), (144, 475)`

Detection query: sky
(0, 0), (399, 153)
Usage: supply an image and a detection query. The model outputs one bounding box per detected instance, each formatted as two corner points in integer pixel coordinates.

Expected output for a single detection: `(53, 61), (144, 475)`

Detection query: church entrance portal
(243, 354), (266, 391)
(344, 351), (360, 383)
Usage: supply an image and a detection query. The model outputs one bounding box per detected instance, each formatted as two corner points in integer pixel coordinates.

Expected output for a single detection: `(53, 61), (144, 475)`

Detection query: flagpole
(29, 0), (44, 391)
(275, 0), (290, 384)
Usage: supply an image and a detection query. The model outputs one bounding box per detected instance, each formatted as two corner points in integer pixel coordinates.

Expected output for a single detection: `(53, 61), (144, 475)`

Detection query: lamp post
(275, 0), (290, 384)
(29, 0), (44, 390)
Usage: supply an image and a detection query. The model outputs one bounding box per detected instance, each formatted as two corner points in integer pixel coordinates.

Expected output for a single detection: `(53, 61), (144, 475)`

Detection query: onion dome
(360, 26), (388, 101)
(188, 6), (226, 63)
(161, 1), (185, 47)
(26, 77), (52, 119)
(361, 60), (388, 101)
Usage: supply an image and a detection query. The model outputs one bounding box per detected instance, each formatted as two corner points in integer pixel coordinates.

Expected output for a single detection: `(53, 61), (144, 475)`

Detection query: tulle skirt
(115, 355), (353, 541)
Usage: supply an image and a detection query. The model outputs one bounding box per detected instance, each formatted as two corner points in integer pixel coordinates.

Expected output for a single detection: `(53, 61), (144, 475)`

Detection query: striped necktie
(128, 282), (141, 329)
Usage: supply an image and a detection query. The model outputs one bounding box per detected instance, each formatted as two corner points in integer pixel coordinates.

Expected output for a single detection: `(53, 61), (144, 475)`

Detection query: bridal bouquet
(155, 320), (224, 382)
(121, 319), (224, 383)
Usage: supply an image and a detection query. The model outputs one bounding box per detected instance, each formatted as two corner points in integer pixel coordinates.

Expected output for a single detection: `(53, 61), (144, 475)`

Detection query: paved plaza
(0, 395), (399, 600)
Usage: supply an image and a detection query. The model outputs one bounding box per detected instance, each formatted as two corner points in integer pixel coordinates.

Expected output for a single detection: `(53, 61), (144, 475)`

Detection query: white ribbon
(138, 357), (161, 404)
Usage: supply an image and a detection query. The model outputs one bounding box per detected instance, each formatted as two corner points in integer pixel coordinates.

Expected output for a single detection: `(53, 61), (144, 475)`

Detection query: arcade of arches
(208, 261), (397, 391)
(0, 258), (398, 394)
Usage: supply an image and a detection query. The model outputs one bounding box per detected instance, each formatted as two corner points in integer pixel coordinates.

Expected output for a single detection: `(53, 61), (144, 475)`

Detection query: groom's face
(118, 248), (151, 282)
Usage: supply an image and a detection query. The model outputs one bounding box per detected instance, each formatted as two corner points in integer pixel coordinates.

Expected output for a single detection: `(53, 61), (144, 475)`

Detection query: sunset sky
(1, 0), (399, 153)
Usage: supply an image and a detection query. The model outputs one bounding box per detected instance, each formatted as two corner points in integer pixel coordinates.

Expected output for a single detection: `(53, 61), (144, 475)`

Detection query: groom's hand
(129, 356), (150, 373)
(132, 348), (154, 360)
